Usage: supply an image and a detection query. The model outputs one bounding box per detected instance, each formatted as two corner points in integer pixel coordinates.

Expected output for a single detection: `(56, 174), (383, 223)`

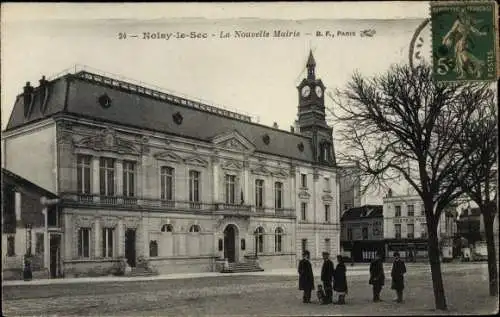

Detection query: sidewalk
(2, 262), (484, 287)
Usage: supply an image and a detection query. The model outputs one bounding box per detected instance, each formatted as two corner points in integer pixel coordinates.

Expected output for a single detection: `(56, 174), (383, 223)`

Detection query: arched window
(161, 224), (173, 233)
(189, 225), (201, 233)
(275, 227), (283, 253)
(149, 240), (158, 257)
(254, 226), (264, 253)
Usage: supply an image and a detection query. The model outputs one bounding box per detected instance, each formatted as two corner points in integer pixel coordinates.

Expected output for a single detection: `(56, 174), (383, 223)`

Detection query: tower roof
(306, 50), (316, 67)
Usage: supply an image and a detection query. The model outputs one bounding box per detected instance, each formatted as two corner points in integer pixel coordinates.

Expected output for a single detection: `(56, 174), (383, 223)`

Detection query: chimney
(273, 122), (279, 129)
(39, 75), (48, 86)
(23, 81), (33, 94)
(290, 126), (295, 133)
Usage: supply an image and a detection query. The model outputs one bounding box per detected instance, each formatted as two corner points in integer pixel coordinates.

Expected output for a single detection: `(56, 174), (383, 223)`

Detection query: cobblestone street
(3, 263), (498, 316)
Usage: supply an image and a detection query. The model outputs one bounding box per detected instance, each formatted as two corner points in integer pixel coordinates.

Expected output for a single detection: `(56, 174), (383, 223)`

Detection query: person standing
(320, 252), (334, 304)
(369, 251), (385, 302)
(333, 255), (348, 305)
(391, 251), (407, 303)
(298, 250), (314, 303)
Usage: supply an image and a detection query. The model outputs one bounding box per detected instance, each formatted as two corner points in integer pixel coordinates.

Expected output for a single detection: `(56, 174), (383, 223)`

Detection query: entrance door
(125, 229), (136, 267)
(49, 234), (61, 278)
(223, 225), (236, 263)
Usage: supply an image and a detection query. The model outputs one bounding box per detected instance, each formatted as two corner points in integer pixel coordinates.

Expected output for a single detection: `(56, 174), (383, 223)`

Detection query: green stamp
(431, 1), (498, 82)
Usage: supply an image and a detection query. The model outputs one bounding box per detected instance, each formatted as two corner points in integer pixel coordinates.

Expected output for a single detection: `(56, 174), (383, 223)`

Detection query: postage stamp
(431, 1), (498, 82)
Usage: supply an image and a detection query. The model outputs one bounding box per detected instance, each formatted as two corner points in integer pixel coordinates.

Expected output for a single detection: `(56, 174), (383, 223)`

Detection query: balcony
(60, 193), (296, 218)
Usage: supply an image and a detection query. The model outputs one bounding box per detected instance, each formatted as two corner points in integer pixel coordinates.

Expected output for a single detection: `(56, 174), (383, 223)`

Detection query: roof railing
(47, 64), (254, 122)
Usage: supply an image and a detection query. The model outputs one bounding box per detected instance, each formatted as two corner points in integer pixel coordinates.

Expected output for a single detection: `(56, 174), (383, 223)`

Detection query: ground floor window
(78, 227), (91, 258)
(7, 235), (15, 256)
(149, 240), (158, 257)
(102, 228), (114, 258)
(35, 233), (44, 255)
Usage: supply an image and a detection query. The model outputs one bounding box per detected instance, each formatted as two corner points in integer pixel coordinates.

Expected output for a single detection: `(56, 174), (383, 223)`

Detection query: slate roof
(6, 71), (319, 163)
(341, 205), (383, 221)
(2, 168), (58, 198)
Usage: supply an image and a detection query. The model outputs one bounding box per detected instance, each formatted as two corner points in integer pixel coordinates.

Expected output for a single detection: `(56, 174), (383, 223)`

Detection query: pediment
(251, 164), (272, 176)
(154, 151), (182, 163)
(221, 159), (243, 171)
(298, 190), (310, 200)
(212, 130), (255, 153)
(272, 169), (289, 179)
(74, 128), (140, 155)
(322, 194), (334, 202)
(184, 155), (208, 167)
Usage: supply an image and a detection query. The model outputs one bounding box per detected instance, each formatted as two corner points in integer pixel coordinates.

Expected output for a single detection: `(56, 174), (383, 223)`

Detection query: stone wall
(148, 256), (216, 274)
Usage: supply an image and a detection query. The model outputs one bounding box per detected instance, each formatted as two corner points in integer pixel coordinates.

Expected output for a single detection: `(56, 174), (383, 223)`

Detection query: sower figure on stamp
(320, 252), (334, 304)
(369, 251), (385, 302)
(333, 255), (348, 305)
(298, 250), (314, 303)
(391, 252), (407, 303)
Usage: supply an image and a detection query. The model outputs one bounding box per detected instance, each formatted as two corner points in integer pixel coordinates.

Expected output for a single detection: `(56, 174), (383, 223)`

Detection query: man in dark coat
(298, 250), (314, 303)
(333, 255), (348, 305)
(320, 252), (334, 304)
(369, 251), (385, 302)
(391, 252), (407, 303)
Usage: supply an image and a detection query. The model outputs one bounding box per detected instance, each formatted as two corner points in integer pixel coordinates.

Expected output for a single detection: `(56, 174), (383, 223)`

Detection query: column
(94, 218), (101, 258)
(92, 157), (100, 195)
(213, 157), (220, 203)
(142, 217), (149, 257)
(315, 232), (320, 259)
(243, 161), (250, 205)
(43, 208), (49, 269)
(118, 219), (124, 257)
(64, 213), (73, 260)
(15, 192), (21, 222)
(115, 160), (123, 196)
(290, 166), (296, 213)
(313, 170), (319, 223)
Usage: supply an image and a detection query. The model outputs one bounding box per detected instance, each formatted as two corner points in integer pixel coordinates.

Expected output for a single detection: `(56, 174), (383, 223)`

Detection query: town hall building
(2, 52), (343, 277)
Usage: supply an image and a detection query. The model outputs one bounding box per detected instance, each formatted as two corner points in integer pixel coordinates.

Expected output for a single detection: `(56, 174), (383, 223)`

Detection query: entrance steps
(127, 266), (158, 277)
(221, 261), (264, 273)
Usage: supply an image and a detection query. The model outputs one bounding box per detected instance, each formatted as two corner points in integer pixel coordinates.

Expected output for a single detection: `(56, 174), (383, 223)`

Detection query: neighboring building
(2, 168), (60, 279)
(340, 205), (383, 262)
(2, 51), (342, 276)
(339, 164), (362, 214)
(457, 206), (499, 252)
(383, 191), (457, 261)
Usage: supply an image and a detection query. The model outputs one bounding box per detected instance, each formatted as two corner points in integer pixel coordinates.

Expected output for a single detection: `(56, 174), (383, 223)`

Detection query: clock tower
(297, 50), (335, 166)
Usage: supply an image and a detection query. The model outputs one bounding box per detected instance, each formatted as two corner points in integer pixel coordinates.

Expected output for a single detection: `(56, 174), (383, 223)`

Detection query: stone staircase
(221, 261), (264, 273)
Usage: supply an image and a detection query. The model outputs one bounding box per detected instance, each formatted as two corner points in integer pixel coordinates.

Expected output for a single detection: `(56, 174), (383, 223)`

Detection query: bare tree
(458, 101), (498, 296)
(328, 64), (493, 310)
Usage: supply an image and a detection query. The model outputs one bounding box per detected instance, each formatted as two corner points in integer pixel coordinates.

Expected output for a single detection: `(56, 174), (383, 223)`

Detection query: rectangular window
(7, 235), (15, 256)
(395, 205), (401, 217)
(78, 227), (91, 258)
(189, 170), (200, 202)
(301, 238), (308, 254)
(407, 224), (414, 239)
(160, 167), (175, 201)
(324, 204), (330, 223)
(47, 206), (59, 227)
(421, 224), (428, 238)
(274, 182), (283, 209)
(123, 161), (135, 197)
(255, 179), (264, 208)
(301, 173), (307, 187)
(301, 202), (307, 221)
(347, 228), (353, 240)
(35, 233), (44, 255)
(395, 224), (401, 239)
(362, 227), (368, 240)
(421, 205), (425, 216)
(102, 228), (114, 258)
(77, 155), (91, 194)
(225, 174), (236, 204)
(99, 157), (115, 196)
(408, 204), (414, 217)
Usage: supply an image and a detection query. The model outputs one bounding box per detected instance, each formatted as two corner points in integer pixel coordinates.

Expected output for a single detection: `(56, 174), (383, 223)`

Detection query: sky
(1, 2), (432, 204)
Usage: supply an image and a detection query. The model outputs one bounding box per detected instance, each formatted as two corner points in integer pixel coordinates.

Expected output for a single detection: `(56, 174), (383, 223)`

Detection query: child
(317, 284), (327, 304)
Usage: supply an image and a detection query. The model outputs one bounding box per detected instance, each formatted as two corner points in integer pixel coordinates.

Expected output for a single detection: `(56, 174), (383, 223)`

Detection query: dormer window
(320, 142), (330, 162)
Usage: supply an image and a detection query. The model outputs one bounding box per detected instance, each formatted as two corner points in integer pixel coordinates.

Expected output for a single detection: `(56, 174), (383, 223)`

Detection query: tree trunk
(482, 204), (498, 296)
(427, 219), (448, 310)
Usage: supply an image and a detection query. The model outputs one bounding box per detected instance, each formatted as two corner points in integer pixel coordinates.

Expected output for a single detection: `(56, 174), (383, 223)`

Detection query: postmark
(431, 1), (498, 82)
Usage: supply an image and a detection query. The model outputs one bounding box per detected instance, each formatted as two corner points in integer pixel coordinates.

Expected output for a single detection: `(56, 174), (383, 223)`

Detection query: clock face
(301, 85), (311, 98)
(315, 86), (323, 98)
